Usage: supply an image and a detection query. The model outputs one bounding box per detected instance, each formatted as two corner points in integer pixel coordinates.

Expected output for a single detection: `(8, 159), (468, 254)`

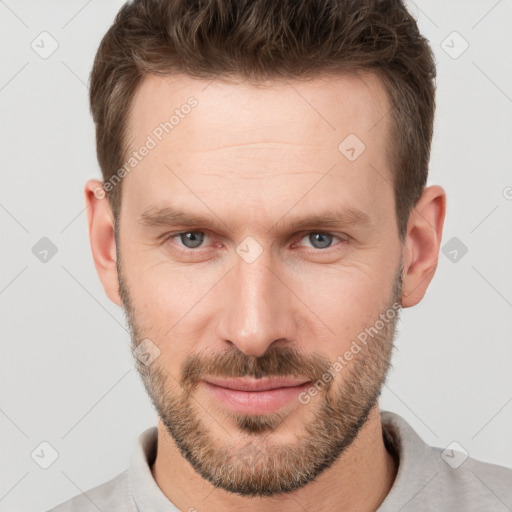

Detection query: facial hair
(117, 245), (403, 497)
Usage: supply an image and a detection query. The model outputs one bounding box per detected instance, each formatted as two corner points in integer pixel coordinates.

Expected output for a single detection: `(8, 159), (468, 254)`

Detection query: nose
(216, 247), (296, 357)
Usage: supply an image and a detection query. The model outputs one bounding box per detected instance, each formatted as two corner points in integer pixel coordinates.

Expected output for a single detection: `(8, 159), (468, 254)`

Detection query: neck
(151, 404), (397, 512)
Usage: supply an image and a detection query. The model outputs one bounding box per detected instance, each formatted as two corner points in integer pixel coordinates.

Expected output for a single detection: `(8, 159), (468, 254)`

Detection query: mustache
(179, 344), (333, 393)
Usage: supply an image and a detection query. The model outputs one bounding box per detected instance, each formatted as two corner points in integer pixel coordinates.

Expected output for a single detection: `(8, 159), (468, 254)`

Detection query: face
(116, 73), (404, 496)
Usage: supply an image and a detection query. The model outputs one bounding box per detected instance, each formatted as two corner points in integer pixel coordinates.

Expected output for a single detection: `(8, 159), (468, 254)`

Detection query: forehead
(128, 71), (390, 149)
(121, 72), (393, 228)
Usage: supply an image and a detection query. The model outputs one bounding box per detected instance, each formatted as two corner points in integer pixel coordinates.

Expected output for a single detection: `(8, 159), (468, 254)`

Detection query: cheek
(128, 263), (217, 359)
(124, 245), (201, 313)
(294, 264), (392, 347)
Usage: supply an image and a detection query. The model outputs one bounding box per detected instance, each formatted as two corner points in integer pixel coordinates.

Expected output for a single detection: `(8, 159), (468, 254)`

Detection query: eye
(170, 231), (207, 249)
(298, 232), (347, 250)
(163, 230), (348, 254)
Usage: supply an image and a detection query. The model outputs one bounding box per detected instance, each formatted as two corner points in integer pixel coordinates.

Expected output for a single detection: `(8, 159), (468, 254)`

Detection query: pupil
(310, 233), (332, 249)
(181, 232), (204, 248)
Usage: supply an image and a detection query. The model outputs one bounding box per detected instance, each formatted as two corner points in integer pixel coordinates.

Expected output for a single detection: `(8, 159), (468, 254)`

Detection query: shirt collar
(377, 410), (440, 511)
(129, 426), (181, 511)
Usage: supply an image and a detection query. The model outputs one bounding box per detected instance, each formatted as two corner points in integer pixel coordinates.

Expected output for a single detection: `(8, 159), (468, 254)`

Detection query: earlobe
(400, 185), (446, 308)
(84, 179), (122, 307)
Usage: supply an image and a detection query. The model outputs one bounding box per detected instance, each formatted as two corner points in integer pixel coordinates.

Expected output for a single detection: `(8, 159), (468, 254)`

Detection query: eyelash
(162, 231), (349, 253)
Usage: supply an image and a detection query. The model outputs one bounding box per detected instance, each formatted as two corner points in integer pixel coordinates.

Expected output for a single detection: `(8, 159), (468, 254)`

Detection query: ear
(401, 185), (446, 308)
(85, 179), (122, 307)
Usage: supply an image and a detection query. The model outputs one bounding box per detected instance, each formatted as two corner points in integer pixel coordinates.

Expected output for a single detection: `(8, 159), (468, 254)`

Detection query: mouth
(201, 376), (312, 414)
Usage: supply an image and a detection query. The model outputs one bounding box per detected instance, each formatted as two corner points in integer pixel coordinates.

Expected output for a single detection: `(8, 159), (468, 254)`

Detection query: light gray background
(1, 1), (511, 511)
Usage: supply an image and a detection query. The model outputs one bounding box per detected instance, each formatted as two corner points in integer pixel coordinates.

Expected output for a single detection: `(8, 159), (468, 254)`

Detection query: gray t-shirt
(47, 410), (512, 511)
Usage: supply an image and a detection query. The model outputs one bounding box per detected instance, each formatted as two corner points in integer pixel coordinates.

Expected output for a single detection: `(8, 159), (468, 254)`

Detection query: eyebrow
(139, 205), (370, 233)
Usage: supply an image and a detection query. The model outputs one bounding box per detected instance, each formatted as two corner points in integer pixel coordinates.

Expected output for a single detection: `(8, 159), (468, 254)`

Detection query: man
(49, 0), (512, 511)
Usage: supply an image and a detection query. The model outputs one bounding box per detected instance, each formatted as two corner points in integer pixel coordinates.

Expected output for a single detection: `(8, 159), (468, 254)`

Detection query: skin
(85, 72), (446, 511)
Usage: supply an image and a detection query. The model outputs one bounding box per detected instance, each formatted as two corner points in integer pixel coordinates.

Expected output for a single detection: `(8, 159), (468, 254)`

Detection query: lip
(201, 377), (312, 414)
(203, 376), (311, 391)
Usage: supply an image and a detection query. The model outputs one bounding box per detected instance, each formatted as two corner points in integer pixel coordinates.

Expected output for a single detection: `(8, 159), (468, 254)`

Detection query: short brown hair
(90, 0), (436, 241)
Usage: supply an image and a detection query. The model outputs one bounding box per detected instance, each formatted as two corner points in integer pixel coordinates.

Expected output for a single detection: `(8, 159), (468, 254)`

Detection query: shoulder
(428, 446), (512, 511)
(46, 470), (135, 512)
(379, 410), (512, 511)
